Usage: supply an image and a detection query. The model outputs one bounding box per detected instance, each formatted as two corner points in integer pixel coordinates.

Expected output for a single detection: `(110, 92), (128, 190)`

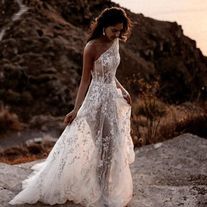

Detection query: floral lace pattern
(9, 38), (135, 207)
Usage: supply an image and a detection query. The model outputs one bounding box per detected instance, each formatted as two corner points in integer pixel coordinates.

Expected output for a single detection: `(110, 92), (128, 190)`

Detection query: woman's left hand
(122, 90), (132, 105)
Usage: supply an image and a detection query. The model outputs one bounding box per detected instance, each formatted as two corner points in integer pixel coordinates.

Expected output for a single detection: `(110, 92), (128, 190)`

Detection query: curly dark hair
(87, 7), (132, 42)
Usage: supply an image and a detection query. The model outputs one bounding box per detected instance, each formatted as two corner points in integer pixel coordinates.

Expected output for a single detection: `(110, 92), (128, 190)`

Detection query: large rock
(1, 133), (207, 206)
(130, 133), (207, 207)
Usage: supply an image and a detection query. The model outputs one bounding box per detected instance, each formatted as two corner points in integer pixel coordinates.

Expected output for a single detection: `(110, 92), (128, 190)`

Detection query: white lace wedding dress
(9, 38), (135, 207)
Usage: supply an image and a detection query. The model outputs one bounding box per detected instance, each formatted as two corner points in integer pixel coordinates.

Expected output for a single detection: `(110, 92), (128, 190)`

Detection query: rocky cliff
(0, 0), (207, 127)
(1, 133), (207, 206)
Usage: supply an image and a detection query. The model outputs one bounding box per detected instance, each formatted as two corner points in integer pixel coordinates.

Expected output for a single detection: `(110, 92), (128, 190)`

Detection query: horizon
(113, 0), (207, 56)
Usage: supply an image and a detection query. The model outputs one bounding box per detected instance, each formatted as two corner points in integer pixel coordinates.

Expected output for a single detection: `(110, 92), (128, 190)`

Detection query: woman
(9, 7), (135, 207)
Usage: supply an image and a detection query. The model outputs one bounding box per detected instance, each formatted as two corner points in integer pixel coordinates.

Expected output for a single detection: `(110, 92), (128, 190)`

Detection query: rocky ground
(1, 133), (206, 207)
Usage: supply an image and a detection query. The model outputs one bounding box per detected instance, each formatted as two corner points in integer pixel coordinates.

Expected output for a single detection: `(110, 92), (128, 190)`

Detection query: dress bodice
(91, 38), (120, 84)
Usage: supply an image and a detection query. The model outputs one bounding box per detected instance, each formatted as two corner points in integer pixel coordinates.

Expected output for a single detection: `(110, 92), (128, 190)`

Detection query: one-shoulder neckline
(94, 38), (117, 63)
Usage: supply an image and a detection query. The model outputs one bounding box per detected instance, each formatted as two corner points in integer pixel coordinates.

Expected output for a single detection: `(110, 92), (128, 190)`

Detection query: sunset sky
(113, 0), (207, 56)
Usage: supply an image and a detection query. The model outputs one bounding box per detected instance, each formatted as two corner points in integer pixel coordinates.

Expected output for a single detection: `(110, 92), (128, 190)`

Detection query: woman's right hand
(64, 109), (78, 125)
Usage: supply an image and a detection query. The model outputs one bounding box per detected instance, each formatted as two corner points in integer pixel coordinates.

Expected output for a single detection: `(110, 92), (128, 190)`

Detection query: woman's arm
(115, 77), (128, 94)
(115, 77), (132, 105)
(73, 43), (94, 112)
(64, 43), (95, 124)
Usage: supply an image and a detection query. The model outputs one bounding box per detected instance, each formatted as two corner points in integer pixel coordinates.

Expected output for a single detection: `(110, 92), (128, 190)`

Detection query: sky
(113, 0), (207, 56)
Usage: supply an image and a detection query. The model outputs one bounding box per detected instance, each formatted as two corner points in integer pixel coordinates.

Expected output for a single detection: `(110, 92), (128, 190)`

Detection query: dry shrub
(157, 102), (207, 140)
(130, 77), (207, 147)
(131, 79), (167, 146)
(26, 143), (44, 154)
(0, 146), (29, 164)
(0, 154), (46, 165)
(176, 114), (207, 137)
(2, 146), (28, 157)
(9, 155), (41, 165)
(157, 113), (207, 141)
(132, 100), (207, 146)
(0, 104), (23, 134)
(132, 96), (166, 146)
(0, 138), (54, 164)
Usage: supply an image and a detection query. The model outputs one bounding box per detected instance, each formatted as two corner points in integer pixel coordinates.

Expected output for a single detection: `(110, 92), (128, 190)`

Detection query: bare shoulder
(84, 40), (98, 59)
